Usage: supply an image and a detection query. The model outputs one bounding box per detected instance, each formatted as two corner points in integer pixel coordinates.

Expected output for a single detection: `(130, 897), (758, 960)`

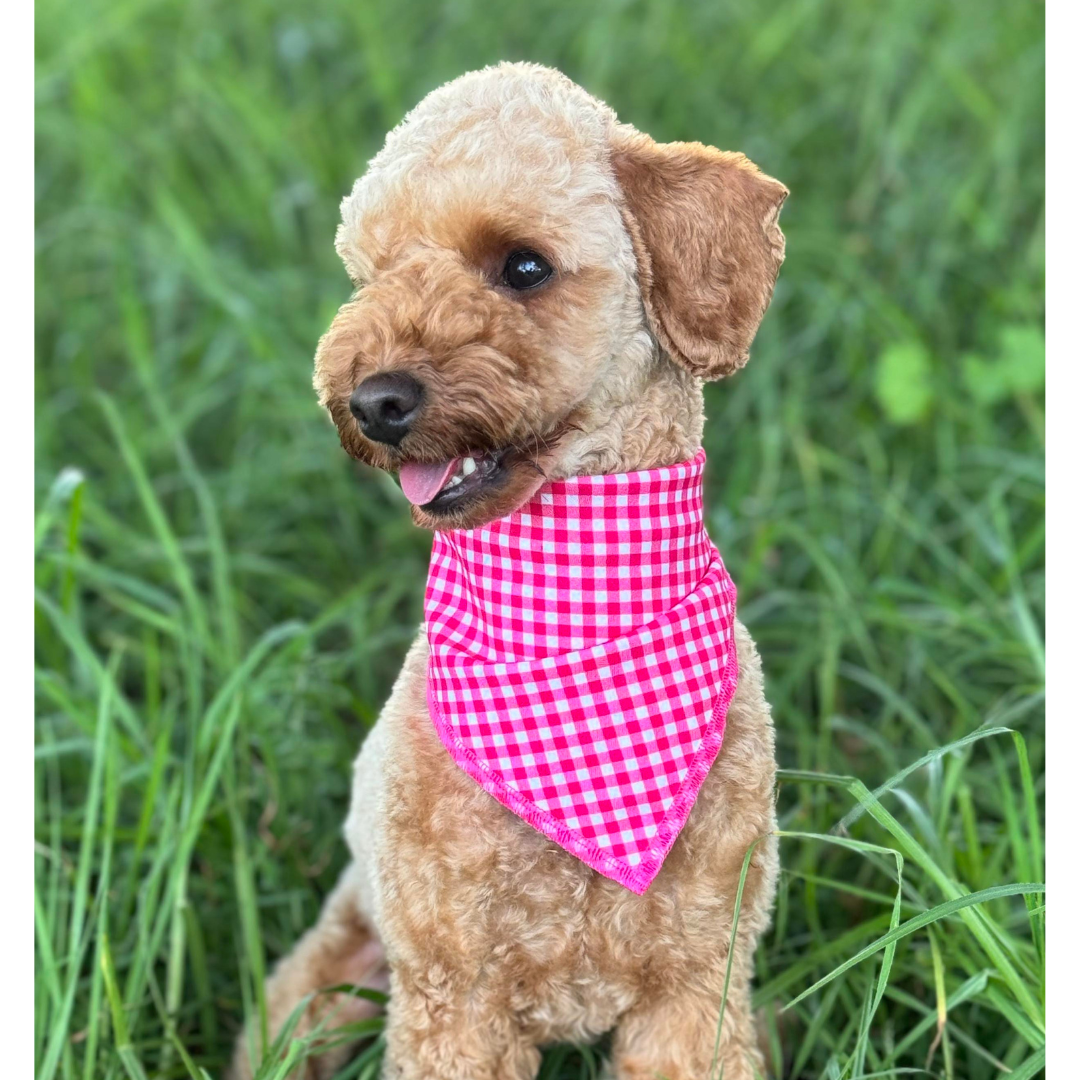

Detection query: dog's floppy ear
(611, 128), (788, 380)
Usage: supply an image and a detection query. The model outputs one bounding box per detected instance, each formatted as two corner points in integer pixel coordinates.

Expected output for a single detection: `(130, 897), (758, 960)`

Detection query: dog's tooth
(462, 457), (477, 477)
(447, 475), (463, 488)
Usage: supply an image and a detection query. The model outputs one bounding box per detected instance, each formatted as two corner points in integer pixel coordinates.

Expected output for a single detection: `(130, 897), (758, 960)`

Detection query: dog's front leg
(607, 831), (777, 1080)
(608, 961), (764, 1080)
(382, 963), (540, 1080)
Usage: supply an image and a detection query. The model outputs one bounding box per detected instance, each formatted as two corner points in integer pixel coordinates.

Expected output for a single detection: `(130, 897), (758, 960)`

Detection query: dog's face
(315, 63), (787, 529)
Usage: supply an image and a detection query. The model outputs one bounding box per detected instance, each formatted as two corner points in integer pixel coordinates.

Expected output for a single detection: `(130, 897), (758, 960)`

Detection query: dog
(233, 61), (786, 1080)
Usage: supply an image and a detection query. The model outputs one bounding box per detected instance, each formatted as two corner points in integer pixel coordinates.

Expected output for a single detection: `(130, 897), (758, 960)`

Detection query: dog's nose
(349, 372), (424, 446)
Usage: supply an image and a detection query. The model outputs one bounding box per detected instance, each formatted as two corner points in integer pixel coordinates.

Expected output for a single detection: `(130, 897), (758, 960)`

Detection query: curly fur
(234, 62), (786, 1079)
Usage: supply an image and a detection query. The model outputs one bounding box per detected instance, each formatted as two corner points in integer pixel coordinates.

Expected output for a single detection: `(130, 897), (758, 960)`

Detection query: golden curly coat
(233, 61), (787, 1080)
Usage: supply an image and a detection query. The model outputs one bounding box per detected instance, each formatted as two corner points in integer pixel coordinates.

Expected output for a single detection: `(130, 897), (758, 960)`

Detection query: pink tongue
(398, 459), (459, 506)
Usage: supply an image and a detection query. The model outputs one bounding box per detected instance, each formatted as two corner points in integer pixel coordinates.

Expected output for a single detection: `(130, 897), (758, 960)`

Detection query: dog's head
(315, 63), (786, 529)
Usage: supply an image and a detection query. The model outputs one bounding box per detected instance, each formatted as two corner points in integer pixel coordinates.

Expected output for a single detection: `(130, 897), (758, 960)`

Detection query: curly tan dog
(233, 62), (786, 1080)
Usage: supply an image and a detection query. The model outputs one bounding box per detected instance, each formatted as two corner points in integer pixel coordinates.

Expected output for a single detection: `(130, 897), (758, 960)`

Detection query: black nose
(348, 372), (424, 447)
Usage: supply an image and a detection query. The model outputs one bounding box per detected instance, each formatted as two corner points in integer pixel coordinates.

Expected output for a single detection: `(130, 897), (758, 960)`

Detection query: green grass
(35, 0), (1044, 1077)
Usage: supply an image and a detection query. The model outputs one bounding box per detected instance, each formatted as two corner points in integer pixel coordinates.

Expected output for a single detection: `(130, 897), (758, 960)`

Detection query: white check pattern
(424, 450), (738, 894)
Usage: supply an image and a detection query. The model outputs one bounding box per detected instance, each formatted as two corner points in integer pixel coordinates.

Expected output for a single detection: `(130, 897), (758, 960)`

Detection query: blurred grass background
(35, 1), (1045, 1077)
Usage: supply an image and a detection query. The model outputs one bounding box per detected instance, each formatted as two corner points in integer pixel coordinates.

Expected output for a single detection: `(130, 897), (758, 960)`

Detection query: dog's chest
(371, 661), (722, 973)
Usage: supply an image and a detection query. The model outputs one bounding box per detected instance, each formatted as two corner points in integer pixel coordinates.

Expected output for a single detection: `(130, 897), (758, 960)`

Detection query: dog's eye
(502, 250), (553, 290)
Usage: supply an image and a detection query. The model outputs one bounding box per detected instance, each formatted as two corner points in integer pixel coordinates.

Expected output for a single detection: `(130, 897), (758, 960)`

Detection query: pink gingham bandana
(424, 449), (738, 894)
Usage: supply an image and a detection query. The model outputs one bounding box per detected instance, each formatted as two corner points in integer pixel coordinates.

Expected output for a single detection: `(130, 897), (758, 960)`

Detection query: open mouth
(397, 450), (508, 511)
